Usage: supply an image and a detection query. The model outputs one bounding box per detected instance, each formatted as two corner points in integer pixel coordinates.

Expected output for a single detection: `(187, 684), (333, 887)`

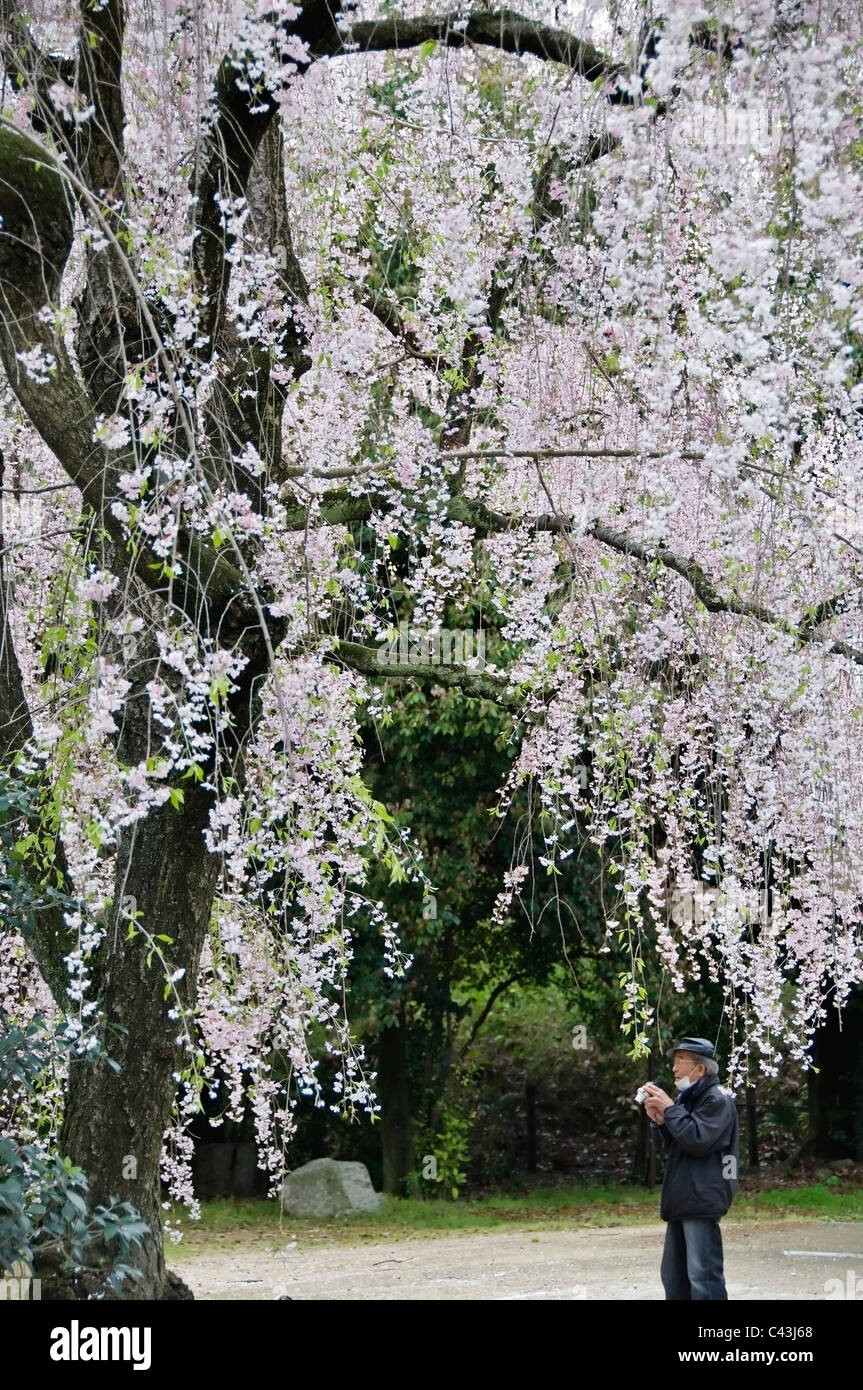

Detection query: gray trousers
(661, 1217), (728, 1300)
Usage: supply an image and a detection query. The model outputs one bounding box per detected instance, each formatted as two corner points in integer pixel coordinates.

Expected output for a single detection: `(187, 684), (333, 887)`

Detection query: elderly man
(643, 1036), (739, 1300)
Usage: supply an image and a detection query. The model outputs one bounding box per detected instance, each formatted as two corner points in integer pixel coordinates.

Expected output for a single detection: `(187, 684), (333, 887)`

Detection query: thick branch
(448, 447), (708, 460)
(587, 519), (788, 625)
(467, 496), (863, 666)
(0, 124), (74, 306)
(458, 974), (524, 1060)
(689, 19), (742, 62)
(203, 118), (312, 503)
(334, 639), (517, 706)
(586, 520), (863, 666)
(360, 289), (448, 371)
(190, 67), (279, 354)
(0, 127), (275, 646)
(75, 0), (125, 200)
(0, 451), (78, 1006)
(0, 165), (275, 689)
(801, 591), (849, 632)
(0, 2), (75, 146)
(71, 0), (141, 414)
(190, 0), (341, 356)
(342, 11), (625, 93)
(441, 66), (628, 482)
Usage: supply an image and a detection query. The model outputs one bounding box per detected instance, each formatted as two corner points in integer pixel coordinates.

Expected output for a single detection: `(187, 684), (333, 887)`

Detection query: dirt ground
(170, 1220), (863, 1300)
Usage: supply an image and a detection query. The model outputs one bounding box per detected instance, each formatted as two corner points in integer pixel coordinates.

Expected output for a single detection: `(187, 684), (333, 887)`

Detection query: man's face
(672, 1051), (705, 1085)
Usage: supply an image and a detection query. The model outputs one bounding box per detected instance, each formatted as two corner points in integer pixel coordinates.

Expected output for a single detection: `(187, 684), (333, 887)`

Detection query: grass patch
(169, 1179), (862, 1253)
(738, 1183), (863, 1222)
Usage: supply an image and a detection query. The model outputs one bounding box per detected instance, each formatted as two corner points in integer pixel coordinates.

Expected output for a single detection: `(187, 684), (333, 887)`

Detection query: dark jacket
(653, 1075), (739, 1222)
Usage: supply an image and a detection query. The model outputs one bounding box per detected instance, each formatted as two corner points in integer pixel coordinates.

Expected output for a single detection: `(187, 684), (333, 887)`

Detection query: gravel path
(170, 1220), (863, 1300)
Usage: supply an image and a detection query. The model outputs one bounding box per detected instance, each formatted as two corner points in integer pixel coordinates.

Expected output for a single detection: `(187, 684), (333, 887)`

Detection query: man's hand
(643, 1083), (675, 1125)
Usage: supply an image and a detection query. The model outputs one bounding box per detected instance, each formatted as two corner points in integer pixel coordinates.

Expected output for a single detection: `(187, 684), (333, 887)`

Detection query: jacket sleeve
(651, 1119), (673, 1151)
(663, 1090), (733, 1156)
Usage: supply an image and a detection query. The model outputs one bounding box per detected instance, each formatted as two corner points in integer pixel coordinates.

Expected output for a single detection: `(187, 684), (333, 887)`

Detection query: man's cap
(666, 1036), (716, 1060)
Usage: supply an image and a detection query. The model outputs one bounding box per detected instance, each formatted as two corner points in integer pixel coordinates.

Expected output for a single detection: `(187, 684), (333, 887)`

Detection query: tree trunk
(745, 1084), (759, 1168)
(806, 985), (863, 1160)
(378, 1016), (415, 1196)
(56, 787), (220, 1299)
(525, 1081), (537, 1174)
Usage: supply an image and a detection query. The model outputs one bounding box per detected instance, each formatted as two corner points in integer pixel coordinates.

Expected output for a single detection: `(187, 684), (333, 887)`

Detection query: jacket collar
(679, 1073), (718, 1108)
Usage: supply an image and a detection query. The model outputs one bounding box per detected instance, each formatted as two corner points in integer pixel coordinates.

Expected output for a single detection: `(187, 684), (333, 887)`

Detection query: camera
(635, 1082), (656, 1104)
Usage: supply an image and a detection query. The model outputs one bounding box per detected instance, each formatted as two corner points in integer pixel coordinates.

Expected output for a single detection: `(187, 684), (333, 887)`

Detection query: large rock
(281, 1158), (382, 1216)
